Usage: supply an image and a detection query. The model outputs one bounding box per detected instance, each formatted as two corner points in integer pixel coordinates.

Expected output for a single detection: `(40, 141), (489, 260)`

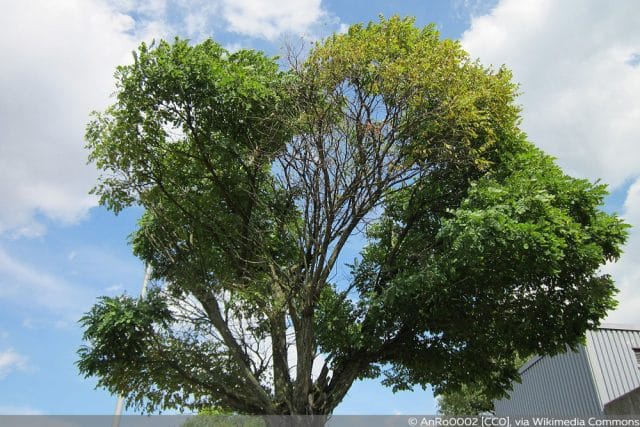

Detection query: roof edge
(517, 324), (640, 374)
(598, 323), (640, 332)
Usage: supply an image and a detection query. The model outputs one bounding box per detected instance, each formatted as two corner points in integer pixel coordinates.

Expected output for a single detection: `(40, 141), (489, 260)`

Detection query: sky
(0, 0), (639, 416)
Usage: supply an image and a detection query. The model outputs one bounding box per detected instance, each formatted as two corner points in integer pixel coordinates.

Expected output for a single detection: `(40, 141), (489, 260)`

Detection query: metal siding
(585, 328), (640, 406)
(494, 326), (640, 415)
(494, 345), (602, 415)
(586, 329), (608, 406)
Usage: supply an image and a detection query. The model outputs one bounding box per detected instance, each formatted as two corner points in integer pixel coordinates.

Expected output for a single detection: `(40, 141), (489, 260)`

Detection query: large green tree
(78, 17), (628, 416)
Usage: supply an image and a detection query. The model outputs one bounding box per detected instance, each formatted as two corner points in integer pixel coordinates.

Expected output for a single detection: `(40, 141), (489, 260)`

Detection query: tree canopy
(78, 16), (628, 416)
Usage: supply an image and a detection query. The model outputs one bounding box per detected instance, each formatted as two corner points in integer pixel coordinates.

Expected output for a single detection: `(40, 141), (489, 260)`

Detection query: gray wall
(585, 326), (640, 409)
(494, 346), (602, 416)
(494, 326), (640, 415)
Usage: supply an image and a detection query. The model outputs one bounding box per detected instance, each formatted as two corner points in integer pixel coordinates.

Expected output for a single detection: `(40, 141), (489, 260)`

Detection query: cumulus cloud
(0, 349), (28, 380)
(221, 0), (326, 40)
(604, 178), (640, 324)
(0, 1), (167, 237)
(462, 0), (640, 324)
(172, 0), (336, 42)
(112, 0), (335, 42)
(0, 0), (336, 238)
(461, 0), (640, 189)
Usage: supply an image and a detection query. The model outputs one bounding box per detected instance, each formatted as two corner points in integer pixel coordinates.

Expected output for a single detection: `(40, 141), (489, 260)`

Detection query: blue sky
(1, 0), (639, 416)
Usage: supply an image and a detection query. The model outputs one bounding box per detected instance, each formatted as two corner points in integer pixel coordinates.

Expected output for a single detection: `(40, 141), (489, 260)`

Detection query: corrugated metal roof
(494, 324), (640, 415)
(585, 326), (640, 406)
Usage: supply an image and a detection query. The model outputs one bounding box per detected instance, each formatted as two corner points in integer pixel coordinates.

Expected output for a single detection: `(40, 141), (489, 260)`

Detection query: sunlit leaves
(79, 17), (629, 415)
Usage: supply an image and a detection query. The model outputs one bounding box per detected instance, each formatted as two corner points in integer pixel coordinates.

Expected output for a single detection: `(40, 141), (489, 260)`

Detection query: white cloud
(221, 0), (326, 40)
(454, 0), (499, 20)
(461, 0), (640, 189)
(0, 1), (335, 238)
(0, 247), (91, 316)
(0, 349), (28, 379)
(0, 405), (42, 415)
(104, 284), (124, 293)
(21, 317), (70, 331)
(0, 1), (168, 237)
(110, 0), (168, 17)
(604, 178), (640, 325)
(460, 0), (640, 327)
(174, 0), (334, 42)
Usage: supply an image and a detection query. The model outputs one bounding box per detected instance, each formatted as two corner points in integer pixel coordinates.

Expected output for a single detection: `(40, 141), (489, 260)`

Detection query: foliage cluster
(78, 17), (628, 415)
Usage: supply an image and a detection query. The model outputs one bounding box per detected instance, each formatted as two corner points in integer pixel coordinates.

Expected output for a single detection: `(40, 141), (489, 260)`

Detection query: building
(494, 324), (640, 415)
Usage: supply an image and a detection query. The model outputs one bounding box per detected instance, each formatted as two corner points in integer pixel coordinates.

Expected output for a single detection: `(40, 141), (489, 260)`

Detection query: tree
(436, 383), (495, 416)
(77, 17), (628, 416)
(436, 356), (528, 415)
